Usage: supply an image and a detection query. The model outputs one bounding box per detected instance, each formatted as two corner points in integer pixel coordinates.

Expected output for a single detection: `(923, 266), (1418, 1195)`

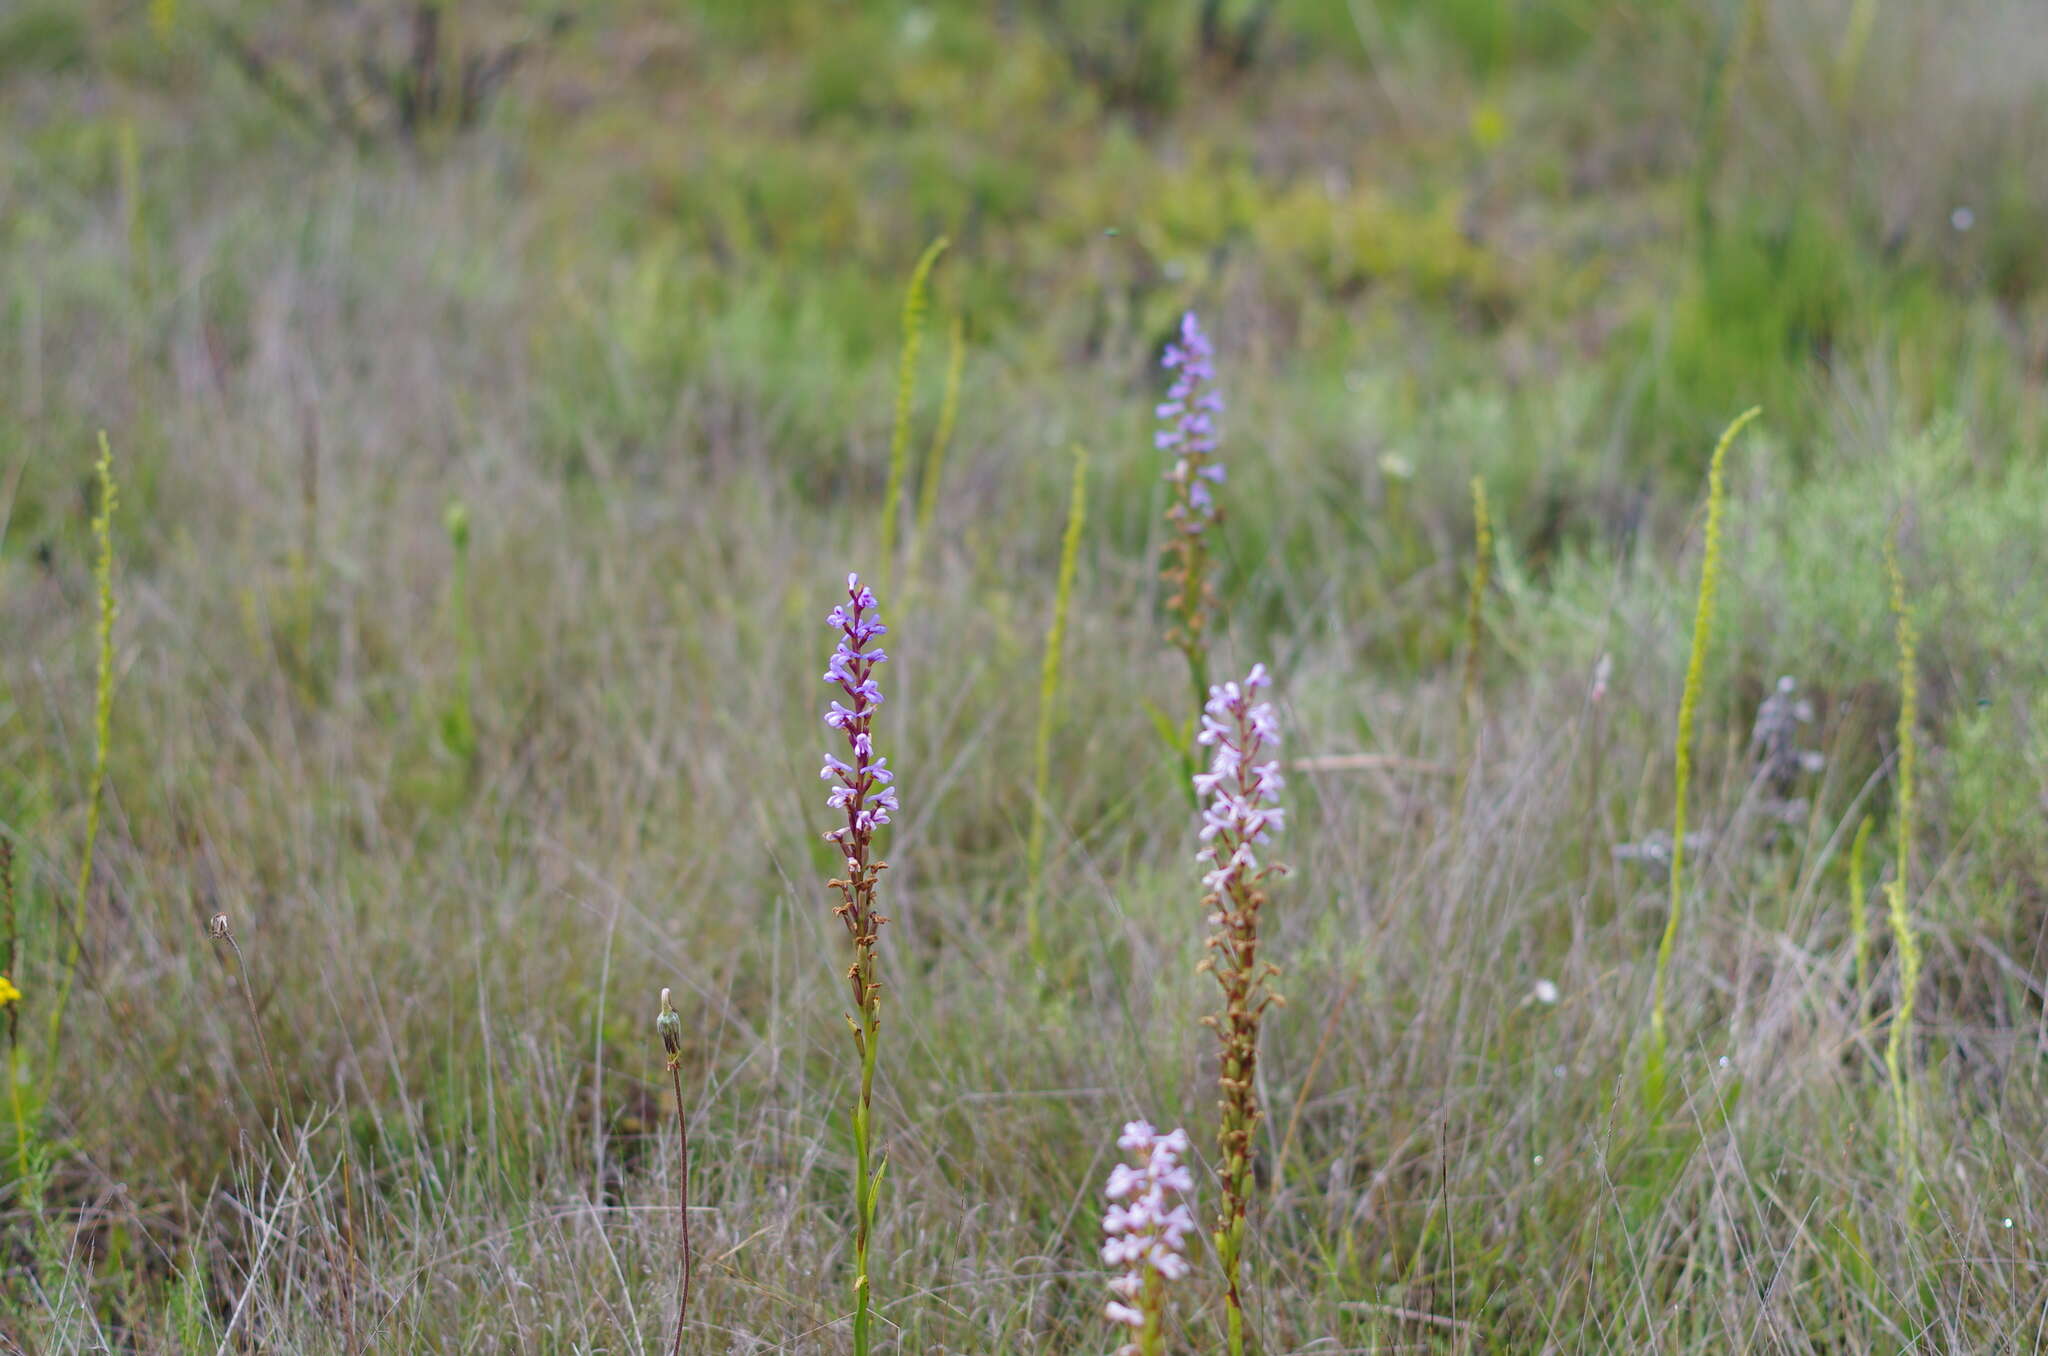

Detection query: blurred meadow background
(5, 0), (2048, 1350)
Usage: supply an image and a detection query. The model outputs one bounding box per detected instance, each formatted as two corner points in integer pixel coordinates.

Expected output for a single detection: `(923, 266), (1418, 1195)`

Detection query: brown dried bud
(656, 987), (683, 1060)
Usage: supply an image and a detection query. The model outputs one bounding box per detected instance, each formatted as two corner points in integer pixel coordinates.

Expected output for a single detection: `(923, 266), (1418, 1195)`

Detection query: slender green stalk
(444, 500), (476, 764)
(118, 118), (147, 296)
(2, 836), (16, 1052)
(851, 988), (884, 1356)
(1132, 1272), (1167, 1356)
(1647, 407), (1759, 1109)
(5, 1063), (23, 1188)
(1848, 814), (1873, 999)
(1831, 0), (1881, 107)
(437, 0), (464, 140)
(3, 836), (24, 1182)
(47, 434), (119, 1064)
(879, 237), (949, 597)
(1025, 446), (1088, 965)
(1169, 518), (1214, 727)
(656, 989), (691, 1353)
(1691, 0), (1762, 246)
(1883, 528), (1922, 1183)
(293, 405), (320, 681)
(911, 312), (966, 572)
(1457, 476), (1493, 789)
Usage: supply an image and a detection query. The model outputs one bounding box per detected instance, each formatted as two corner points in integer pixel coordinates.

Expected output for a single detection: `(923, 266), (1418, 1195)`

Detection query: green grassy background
(4, 0), (2047, 1350)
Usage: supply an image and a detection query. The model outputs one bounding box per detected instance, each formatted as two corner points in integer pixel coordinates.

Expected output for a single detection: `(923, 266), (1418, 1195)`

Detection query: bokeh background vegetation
(3, 0), (2047, 1350)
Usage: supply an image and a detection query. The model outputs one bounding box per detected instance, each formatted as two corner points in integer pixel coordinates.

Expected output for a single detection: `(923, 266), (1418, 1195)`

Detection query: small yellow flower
(1469, 100), (1507, 151)
(0, 975), (20, 1009)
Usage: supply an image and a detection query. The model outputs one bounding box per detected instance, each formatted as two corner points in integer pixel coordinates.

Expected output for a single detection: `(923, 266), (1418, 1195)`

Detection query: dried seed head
(209, 913), (231, 940)
(656, 986), (683, 1060)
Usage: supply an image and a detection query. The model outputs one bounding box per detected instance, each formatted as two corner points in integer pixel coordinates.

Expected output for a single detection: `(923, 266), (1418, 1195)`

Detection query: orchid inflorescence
(818, 571), (897, 1356)
(822, 572), (898, 979)
(1195, 663), (1286, 898)
(1158, 311), (1225, 523)
(1102, 1119), (1196, 1356)
(1158, 311), (1226, 688)
(1194, 662), (1287, 1353)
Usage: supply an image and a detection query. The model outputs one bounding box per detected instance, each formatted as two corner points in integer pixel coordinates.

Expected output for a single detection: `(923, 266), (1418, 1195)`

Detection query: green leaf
(1141, 696), (1188, 756)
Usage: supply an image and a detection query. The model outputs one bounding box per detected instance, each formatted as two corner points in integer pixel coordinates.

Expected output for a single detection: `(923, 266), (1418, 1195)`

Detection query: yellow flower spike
(0, 975), (21, 1009)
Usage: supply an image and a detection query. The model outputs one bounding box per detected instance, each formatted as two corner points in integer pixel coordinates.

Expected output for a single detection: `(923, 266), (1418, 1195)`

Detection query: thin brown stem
(669, 1058), (692, 1354)
(210, 914), (285, 1125)
(341, 1153), (360, 1356)
(658, 987), (692, 1351)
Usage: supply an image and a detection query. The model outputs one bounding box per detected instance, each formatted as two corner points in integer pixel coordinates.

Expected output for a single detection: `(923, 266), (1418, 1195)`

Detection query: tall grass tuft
(1848, 814), (1873, 999)
(1025, 445), (1088, 965)
(1457, 475), (1492, 790)
(912, 312), (967, 574)
(47, 433), (119, 1063)
(1646, 406), (1759, 1110)
(1882, 526), (1922, 1183)
(167, 1239), (214, 1350)
(879, 237), (949, 596)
